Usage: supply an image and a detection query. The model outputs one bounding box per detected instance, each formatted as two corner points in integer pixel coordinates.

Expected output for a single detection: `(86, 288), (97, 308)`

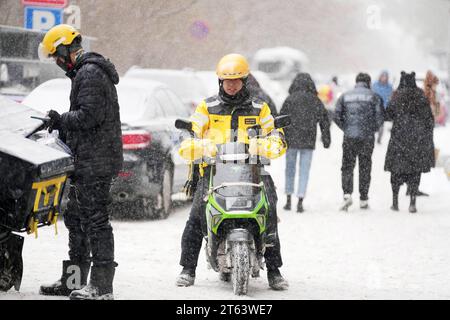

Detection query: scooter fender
(226, 229), (252, 243)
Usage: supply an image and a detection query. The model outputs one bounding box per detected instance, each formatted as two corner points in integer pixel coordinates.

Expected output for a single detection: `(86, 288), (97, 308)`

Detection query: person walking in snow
(384, 71), (435, 213)
(280, 73), (331, 212)
(334, 73), (384, 211)
(372, 70), (393, 144)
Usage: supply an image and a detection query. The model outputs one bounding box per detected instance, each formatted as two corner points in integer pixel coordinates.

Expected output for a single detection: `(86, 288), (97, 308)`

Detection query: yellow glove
(249, 136), (286, 159)
(178, 138), (217, 161)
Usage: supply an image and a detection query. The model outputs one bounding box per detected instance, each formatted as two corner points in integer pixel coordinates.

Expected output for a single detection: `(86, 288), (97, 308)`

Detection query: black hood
(246, 73), (261, 90)
(397, 71), (417, 90)
(289, 73), (317, 95)
(69, 52), (120, 85)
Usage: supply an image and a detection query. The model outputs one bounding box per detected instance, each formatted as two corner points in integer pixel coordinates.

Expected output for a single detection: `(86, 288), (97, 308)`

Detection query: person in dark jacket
(37, 24), (123, 300)
(280, 73), (330, 212)
(334, 73), (384, 211)
(247, 73), (278, 116)
(384, 71), (435, 213)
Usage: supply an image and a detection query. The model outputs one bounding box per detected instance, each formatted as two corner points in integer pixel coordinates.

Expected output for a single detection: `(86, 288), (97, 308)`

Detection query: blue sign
(24, 6), (63, 31)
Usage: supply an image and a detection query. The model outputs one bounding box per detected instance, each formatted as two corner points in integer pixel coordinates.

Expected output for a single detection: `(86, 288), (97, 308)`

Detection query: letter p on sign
(24, 6), (63, 31)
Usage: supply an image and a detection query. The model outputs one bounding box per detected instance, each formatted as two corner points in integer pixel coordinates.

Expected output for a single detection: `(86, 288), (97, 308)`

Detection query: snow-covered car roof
(253, 46), (309, 63)
(22, 77), (186, 124)
(124, 67), (209, 105)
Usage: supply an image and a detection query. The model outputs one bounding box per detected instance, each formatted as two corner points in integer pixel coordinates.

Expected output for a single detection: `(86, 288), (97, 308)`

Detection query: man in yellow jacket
(176, 54), (289, 291)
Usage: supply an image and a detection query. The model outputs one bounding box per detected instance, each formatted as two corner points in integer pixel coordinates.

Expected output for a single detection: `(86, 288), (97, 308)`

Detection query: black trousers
(63, 176), (115, 267)
(180, 168), (283, 271)
(391, 173), (421, 196)
(341, 137), (375, 200)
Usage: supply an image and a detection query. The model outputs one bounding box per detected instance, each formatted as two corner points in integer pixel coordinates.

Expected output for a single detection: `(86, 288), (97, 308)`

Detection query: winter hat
(398, 71), (417, 89)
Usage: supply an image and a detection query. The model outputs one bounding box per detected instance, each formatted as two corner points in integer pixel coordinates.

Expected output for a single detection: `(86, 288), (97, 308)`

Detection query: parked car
(124, 67), (209, 112)
(22, 78), (192, 219)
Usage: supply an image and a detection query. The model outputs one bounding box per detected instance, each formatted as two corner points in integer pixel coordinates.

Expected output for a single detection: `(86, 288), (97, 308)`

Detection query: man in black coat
(384, 72), (435, 213)
(280, 73), (330, 212)
(37, 25), (123, 300)
(334, 73), (384, 211)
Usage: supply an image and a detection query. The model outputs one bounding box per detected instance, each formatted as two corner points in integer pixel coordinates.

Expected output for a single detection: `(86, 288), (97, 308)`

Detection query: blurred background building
(1, 0), (448, 75)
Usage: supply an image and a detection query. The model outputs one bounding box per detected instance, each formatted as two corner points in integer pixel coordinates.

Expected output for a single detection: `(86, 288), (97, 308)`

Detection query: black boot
(175, 267), (196, 287)
(297, 198), (304, 213)
(40, 260), (90, 296)
(267, 268), (289, 291)
(391, 192), (399, 211)
(283, 195), (291, 211)
(409, 195), (417, 213)
(69, 262), (117, 300)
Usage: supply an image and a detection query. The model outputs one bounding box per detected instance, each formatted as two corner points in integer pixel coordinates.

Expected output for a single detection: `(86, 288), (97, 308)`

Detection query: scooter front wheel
(231, 242), (250, 296)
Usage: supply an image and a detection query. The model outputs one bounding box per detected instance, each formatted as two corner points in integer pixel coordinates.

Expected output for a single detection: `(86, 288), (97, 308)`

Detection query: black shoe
(297, 198), (304, 213)
(69, 262), (117, 300)
(267, 268), (289, 291)
(40, 260), (90, 296)
(283, 195), (291, 211)
(175, 267), (196, 287)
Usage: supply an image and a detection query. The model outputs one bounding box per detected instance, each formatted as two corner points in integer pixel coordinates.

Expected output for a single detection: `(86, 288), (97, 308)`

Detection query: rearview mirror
(175, 119), (193, 132)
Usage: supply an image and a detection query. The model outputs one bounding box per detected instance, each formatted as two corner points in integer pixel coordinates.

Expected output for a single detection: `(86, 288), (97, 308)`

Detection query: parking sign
(24, 6), (63, 31)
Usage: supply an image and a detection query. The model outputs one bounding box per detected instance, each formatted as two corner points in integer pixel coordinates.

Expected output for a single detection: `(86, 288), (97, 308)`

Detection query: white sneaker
(360, 200), (369, 209)
(340, 194), (353, 211)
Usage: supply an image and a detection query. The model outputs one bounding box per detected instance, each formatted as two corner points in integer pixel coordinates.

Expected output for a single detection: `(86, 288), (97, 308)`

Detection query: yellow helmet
(38, 24), (81, 62)
(216, 54), (250, 80)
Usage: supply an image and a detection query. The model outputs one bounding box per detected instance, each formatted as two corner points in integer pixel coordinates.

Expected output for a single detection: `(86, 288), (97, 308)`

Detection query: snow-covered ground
(1, 125), (450, 300)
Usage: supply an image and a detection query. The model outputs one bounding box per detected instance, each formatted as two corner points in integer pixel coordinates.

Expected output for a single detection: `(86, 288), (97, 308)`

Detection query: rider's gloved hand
(178, 138), (217, 162)
(249, 136), (286, 159)
(47, 110), (62, 133)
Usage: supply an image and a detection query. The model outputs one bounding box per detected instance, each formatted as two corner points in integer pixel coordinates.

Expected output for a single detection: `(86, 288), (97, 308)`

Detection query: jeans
(284, 148), (314, 199)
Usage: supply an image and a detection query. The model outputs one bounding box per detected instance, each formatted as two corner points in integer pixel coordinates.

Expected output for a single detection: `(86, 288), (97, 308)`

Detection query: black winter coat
(384, 87), (435, 174)
(280, 73), (330, 149)
(334, 82), (384, 139)
(60, 52), (123, 178)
